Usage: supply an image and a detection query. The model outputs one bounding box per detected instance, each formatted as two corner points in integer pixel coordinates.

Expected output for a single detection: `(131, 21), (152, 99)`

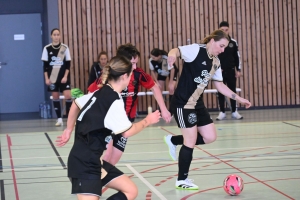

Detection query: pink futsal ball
(223, 174), (244, 196)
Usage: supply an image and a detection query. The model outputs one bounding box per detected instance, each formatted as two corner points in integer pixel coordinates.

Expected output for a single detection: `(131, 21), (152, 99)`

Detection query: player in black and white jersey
(149, 48), (179, 109)
(165, 30), (251, 190)
(41, 28), (72, 126)
(56, 56), (161, 200)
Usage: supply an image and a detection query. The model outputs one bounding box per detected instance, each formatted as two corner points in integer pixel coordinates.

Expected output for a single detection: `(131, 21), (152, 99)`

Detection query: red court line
(6, 134), (20, 200)
(160, 128), (295, 200)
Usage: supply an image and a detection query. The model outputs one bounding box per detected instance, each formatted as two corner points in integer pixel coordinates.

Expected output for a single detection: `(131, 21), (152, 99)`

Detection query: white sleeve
(41, 47), (48, 61)
(178, 43), (200, 63)
(65, 47), (71, 61)
(104, 99), (132, 134)
(149, 59), (154, 70)
(74, 93), (94, 109)
(212, 67), (223, 81)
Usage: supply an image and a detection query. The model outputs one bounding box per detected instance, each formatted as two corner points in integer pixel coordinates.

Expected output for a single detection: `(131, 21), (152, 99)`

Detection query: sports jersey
(149, 55), (178, 80)
(88, 67), (155, 120)
(87, 62), (103, 87)
(218, 36), (241, 71)
(68, 84), (132, 179)
(41, 43), (71, 83)
(171, 44), (223, 109)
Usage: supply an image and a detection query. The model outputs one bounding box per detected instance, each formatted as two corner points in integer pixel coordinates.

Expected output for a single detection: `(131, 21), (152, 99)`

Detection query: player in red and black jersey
(88, 43), (172, 165)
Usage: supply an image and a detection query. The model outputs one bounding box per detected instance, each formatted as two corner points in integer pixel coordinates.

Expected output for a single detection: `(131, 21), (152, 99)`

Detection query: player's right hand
(56, 128), (72, 147)
(146, 110), (161, 125)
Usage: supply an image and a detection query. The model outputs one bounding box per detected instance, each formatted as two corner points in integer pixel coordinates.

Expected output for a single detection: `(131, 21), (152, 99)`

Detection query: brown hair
(99, 56), (132, 86)
(201, 29), (229, 44)
(97, 51), (108, 60)
(117, 43), (140, 60)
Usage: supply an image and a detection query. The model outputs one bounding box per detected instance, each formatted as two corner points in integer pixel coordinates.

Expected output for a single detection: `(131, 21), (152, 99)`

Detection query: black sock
(107, 191), (128, 200)
(171, 135), (183, 145)
(178, 145), (193, 180)
(171, 133), (205, 145)
(195, 133), (205, 145)
(65, 99), (73, 117)
(53, 100), (61, 118)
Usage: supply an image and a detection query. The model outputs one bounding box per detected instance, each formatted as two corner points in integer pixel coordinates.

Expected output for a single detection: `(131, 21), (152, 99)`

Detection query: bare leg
(103, 147), (123, 166)
(105, 175), (138, 200)
(77, 194), (99, 200)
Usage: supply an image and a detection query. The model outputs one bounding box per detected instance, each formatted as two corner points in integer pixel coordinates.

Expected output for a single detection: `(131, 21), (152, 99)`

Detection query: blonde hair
(98, 56), (132, 87)
(201, 29), (229, 44)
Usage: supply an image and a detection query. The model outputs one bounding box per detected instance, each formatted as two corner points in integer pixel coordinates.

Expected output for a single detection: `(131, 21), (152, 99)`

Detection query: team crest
(132, 80), (137, 86)
(228, 43), (234, 48)
(188, 113), (197, 124)
(60, 50), (65, 55)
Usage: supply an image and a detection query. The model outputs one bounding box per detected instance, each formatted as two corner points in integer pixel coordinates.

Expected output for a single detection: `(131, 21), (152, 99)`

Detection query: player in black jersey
(41, 28), (72, 126)
(56, 56), (161, 200)
(166, 30), (251, 190)
(87, 51), (108, 87)
(149, 48), (179, 109)
(217, 21), (243, 120)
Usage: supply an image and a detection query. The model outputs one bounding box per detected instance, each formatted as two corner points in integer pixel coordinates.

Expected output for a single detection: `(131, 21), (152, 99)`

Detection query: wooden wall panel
(58, 0), (300, 112)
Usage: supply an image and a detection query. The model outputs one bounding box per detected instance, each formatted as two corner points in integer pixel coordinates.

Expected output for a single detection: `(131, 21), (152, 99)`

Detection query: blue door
(0, 13), (44, 113)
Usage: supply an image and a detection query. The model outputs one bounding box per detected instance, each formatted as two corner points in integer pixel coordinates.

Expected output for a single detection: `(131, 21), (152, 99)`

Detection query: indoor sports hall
(1, 0), (299, 200)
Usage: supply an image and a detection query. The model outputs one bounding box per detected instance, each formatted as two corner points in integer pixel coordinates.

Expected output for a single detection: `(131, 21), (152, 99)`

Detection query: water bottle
(43, 103), (48, 119)
(39, 102), (44, 118)
(47, 103), (52, 119)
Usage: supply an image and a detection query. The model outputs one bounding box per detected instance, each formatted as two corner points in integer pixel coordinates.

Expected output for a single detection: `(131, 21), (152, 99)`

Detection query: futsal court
(0, 108), (299, 200)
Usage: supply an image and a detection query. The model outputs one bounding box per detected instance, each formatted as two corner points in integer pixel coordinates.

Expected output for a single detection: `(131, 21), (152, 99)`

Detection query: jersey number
(77, 97), (97, 121)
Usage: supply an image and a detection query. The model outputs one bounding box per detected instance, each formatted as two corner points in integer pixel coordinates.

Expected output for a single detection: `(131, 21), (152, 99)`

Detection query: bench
(50, 88), (241, 116)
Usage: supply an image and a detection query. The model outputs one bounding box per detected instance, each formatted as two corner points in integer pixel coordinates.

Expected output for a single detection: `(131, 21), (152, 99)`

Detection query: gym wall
(57, 0), (300, 111)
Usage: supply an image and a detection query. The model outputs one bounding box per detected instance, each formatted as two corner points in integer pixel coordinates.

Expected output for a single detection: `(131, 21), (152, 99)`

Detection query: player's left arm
(61, 61), (70, 83)
(213, 81), (251, 108)
(168, 68), (176, 95)
(151, 83), (172, 123)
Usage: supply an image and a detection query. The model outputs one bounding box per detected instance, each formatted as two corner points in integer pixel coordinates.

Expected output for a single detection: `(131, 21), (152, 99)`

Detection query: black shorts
(47, 82), (71, 92)
(70, 161), (123, 197)
(172, 107), (213, 128)
(113, 134), (128, 152)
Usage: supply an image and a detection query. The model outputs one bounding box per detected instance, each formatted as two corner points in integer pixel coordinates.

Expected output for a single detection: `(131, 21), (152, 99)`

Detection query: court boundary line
(160, 127), (296, 200)
(126, 164), (167, 200)
(6, 134), (19, 200)
(44, 132), (67, 169)
(0, 180), (5, 200)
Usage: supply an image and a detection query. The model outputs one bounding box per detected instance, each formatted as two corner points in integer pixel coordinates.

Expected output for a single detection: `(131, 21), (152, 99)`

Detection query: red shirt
(88, 67), (155, 120)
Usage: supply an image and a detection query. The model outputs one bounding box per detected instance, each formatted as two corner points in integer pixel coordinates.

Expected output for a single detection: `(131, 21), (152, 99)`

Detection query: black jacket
(218, 36), (241, 72)
(87, 62), (102, 87)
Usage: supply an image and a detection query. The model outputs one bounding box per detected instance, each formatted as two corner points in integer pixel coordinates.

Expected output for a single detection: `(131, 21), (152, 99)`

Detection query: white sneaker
(232, 111), (243, 119)
(164, 135), (177, 161)
(176, 178), (199, 190)
(216, 112), (226, 120)
(55, 118), (63, 126)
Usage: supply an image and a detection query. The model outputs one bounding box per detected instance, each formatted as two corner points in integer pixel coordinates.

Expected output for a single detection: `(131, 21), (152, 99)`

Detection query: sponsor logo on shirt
(121, 91), (136, 97)
(202, 61), (207, 65)
(50, 56), (63, 66)
(158, 69), (170, 76)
